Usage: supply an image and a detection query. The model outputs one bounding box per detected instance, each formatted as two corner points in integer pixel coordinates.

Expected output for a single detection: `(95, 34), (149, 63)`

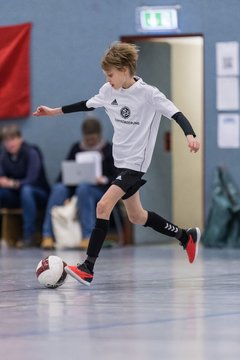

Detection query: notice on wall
(216, 42), (239, 76)
(216, 77), (239, 110)
(218, 113), (240, 148)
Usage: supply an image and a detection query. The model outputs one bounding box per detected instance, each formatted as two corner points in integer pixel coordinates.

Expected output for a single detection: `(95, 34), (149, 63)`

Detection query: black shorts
(112, 168), (147, 200)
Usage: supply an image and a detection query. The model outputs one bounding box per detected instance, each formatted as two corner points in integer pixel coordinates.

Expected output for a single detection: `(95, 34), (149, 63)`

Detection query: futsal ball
(36, 255), (67, 289)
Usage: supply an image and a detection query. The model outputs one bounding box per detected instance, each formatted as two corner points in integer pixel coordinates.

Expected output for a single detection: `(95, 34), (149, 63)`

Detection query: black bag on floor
(203, 167), (240, 248)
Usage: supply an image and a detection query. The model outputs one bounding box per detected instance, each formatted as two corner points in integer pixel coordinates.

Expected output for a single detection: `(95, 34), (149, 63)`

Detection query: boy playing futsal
(34, 42), (201, 286)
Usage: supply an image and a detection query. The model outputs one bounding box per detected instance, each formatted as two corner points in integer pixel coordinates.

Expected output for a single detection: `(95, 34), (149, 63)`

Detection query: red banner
(0, 23), (32, 120)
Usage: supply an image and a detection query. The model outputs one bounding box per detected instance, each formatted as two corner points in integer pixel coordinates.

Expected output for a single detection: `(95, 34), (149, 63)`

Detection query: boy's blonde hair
(101, 42), (139, 76)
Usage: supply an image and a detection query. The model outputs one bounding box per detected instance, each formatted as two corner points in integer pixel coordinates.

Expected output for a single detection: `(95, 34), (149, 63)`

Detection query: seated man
(0, 125), (50, 247)
(42, 117), (116, 249)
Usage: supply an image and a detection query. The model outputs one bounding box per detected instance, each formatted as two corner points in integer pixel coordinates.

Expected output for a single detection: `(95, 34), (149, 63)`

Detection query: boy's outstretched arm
(33, 100), (95, 117)
(33, 105), (63, 116)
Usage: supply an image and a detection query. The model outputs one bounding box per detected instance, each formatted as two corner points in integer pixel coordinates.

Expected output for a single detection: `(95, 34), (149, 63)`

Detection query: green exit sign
(137, 6), (179, 32)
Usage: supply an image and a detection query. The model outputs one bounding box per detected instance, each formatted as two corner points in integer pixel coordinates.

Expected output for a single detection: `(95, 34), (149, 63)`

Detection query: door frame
(120, 33), (205, 233)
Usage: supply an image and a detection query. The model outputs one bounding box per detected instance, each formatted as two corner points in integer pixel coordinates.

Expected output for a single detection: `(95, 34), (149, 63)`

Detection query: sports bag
(51, 196), (82, 249)
(203, 167), (240, 247)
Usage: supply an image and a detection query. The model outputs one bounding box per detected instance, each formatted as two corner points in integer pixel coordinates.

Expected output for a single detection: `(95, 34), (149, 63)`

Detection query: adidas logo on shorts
(116, 175), (122, 180)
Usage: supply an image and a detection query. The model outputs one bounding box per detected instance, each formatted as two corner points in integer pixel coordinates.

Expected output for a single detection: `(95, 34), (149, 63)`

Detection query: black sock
(84, 218), (109, 271)
(85, 257), (96, 272)
(177, 229), (188, 245)
(85, 260), (94, 272)
(144, 211), (187, 242)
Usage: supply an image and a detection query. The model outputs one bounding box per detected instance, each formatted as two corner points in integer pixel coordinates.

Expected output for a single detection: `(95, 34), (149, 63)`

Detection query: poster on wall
(216, 42), (239, 76)
(216, 77), (239, 110)
(217, 113), (240, 148)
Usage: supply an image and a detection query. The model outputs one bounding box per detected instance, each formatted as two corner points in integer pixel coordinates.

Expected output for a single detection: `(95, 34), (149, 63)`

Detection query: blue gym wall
(1, 0), (240, 219)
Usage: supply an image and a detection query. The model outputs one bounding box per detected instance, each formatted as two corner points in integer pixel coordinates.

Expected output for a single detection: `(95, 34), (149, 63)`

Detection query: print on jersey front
(87, 77), (179, 172)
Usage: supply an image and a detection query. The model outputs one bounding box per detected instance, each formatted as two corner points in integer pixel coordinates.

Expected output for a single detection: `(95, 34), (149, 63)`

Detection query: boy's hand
(186, 135), (200, 153)
(33, 106), (62, 116)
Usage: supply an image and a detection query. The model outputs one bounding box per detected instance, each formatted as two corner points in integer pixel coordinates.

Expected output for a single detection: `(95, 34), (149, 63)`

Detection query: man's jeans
(0, 185), (49, 240)
(42, 182), (106, 239)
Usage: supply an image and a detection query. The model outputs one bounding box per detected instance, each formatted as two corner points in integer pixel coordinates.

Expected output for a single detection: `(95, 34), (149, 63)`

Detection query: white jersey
(86, 77), (179, 173)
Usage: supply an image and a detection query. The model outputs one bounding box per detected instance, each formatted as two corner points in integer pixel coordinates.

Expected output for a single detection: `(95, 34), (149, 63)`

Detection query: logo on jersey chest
(120, 106), (131, 119)
(111, 99), (118, 105)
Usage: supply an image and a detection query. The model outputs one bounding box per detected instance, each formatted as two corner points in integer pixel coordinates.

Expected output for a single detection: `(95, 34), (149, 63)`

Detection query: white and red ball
(36, 255), (67, 288)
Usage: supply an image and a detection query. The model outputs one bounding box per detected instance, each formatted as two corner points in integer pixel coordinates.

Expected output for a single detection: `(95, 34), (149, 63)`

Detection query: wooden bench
(0, 208), (43, 247)
(0, 208), (22, 247)
(0, 204), (133, 248)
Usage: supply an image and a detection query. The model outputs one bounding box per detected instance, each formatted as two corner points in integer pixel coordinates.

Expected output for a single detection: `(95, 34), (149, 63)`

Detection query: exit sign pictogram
(137, 6), (179, 32)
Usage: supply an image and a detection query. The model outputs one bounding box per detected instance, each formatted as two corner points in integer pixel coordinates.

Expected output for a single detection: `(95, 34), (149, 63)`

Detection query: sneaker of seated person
(16, 237), (35, 249)
(41, 236), (55, 250)
(79, 238), (90, 250)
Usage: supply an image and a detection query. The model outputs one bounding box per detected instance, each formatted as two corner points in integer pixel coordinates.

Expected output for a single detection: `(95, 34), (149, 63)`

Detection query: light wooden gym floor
(0, 243), (240, 360)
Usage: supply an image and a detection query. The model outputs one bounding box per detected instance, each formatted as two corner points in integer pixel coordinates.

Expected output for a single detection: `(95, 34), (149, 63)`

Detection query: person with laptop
(41, 117), (116, 249)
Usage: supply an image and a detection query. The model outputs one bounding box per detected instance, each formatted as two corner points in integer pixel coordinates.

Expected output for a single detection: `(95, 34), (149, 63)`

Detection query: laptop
(62, 161), (98, 185)
(62, 151), (102, 185)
